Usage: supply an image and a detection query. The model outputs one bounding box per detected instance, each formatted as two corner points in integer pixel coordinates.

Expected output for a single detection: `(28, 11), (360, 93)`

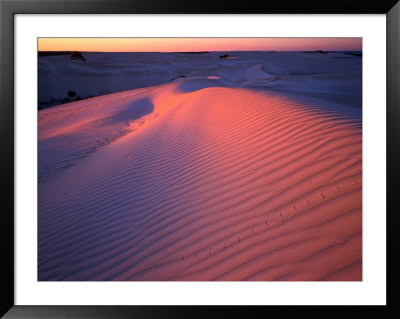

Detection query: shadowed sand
(38, 75), (361, 281)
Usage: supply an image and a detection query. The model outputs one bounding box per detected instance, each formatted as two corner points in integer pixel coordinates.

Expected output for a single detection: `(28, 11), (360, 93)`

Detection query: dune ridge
(38, 78), (361, 281)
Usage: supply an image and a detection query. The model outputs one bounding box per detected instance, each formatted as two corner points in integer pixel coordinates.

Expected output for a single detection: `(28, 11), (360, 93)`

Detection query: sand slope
(38, 77), (362, 281)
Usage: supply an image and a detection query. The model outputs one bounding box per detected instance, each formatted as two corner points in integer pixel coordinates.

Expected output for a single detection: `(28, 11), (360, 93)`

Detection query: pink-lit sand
(38, 52), (362, 281)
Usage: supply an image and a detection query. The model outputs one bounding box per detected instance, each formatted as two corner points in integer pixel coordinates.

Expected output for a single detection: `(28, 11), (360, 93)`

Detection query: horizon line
(38, 49), (362, 53)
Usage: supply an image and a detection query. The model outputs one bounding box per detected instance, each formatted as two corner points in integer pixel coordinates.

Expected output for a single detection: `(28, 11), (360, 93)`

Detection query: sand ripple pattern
(38, 84), (362, 281)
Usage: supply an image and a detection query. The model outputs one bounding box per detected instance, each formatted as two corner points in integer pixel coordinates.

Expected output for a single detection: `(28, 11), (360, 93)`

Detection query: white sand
(38, 51), (362, 281)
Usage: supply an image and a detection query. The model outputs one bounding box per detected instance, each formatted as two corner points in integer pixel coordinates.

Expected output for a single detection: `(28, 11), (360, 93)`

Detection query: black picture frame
(1, 0), (399, 318)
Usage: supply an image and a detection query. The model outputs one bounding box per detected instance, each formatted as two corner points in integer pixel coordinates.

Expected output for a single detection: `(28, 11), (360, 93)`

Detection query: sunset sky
(38, 38), (362, 52)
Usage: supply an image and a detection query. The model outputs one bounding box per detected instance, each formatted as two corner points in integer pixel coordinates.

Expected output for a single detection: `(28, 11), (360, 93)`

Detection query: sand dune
(38, 51), (362, 109)
(38, 75), (362, 281)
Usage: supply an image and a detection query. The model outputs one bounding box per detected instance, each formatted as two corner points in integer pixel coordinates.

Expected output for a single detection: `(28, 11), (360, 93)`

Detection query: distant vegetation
(304, 50), (329, 54)
(38, 50), (87, 61)
(70, 51), (87, 61)
(180, 51), (209, 54)
(38, 51), (73, 56)
(39, 89), (83, 110)
(219, 54), (234, 59)
(344, 52), (362, 57)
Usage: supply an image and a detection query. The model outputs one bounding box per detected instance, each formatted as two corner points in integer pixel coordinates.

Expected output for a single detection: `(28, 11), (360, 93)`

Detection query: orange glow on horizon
(38, 38), (362, 52)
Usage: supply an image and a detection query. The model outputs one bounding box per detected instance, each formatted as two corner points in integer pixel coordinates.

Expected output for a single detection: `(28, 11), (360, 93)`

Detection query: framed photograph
(1, 0), (399, 318)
